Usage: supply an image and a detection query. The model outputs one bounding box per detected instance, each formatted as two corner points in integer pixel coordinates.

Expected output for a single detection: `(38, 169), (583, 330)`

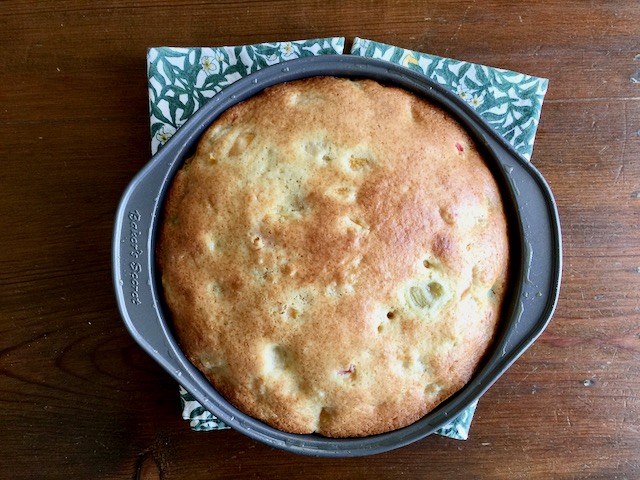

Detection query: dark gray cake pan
(113, 55), (561, 457)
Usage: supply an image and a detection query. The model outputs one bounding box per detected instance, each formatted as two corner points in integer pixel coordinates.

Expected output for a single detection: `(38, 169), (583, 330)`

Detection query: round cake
(157, 76), (509, 437)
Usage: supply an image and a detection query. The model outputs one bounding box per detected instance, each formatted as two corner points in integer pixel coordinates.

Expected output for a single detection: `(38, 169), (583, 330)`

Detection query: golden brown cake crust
(157, 77), (509, 437)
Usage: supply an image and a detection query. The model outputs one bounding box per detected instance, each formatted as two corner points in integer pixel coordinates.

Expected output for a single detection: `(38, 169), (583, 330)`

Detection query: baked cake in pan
(157, 76), (509, 437)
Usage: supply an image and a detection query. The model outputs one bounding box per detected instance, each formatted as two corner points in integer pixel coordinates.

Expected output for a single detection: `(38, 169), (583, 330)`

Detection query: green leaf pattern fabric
(148, 38), (548, 441)
(351, 37), (548, 160)
(148, 38), (345, 154)
(180, 385), (229, 431)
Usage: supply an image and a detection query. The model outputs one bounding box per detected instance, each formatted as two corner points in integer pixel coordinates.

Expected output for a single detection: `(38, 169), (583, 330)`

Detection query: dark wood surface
(2, 1), (639, 478)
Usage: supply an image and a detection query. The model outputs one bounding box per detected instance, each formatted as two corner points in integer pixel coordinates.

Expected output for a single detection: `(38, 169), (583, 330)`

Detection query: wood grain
(1, 0), (639, 478)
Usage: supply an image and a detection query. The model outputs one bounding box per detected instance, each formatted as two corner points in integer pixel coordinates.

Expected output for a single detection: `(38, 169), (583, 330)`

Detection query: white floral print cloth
(147, 38), (346, 155)
(350, 38), (548, 160)
(146, 37), (548, 441)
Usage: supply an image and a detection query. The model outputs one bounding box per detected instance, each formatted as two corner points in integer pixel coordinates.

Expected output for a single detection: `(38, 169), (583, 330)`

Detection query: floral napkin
(147, 37), (548, 441)
(350, 38), (548, 160)
(147, 38), (345, 155)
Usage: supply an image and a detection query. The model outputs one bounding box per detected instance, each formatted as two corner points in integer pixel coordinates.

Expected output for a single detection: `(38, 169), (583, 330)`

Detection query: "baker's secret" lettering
(127, 210), (144, 305)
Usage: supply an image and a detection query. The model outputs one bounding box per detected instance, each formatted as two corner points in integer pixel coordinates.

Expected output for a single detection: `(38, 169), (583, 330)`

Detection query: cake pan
(113, 55), (561, 457)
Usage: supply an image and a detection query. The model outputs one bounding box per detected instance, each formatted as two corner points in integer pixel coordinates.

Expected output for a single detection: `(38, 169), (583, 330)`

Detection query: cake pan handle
(484, 134), (562, 360)
(112, 142), (189, 377)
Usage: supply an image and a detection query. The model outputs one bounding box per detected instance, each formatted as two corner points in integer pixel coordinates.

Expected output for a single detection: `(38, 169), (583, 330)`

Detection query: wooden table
(2, 1), (639, 478)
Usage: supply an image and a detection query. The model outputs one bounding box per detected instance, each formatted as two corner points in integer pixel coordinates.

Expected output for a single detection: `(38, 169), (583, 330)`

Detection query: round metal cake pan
(112, 55), (561, 457)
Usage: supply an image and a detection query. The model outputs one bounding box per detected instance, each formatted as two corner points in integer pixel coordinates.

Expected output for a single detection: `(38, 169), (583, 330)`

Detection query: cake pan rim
(112, 55), (561, 457)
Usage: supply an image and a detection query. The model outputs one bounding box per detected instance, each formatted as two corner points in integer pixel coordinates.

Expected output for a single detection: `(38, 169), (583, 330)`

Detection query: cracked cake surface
(157, 76), (509, 437)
